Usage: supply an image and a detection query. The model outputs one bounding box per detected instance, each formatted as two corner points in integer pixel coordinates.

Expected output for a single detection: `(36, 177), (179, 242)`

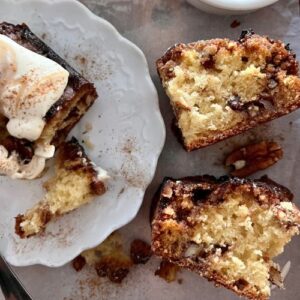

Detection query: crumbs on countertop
(82, 137), (95, 150)
(155, 260), (180, 283)
(82, 122), (93, 135)
(73, 255), (86, 272)
(230, 20), (241, 28)
(130, 239), (152, 264)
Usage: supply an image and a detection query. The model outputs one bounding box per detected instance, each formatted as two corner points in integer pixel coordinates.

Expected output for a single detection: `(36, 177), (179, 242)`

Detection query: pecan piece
(225, 141), (283, 177)
(269, 264), (284, 289)
(155, 260), (180, 283)
(130, 239), (152, 264)
(72, 255), (86, 272)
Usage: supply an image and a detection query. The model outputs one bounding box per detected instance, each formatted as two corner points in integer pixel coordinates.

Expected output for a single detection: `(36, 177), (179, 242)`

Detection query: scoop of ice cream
(0, 34), (69, 141)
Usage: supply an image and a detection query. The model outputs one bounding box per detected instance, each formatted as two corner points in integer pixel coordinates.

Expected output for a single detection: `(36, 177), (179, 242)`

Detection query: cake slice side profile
(15, 137), (109, 238)
(157, 31), (300, 150)
(151, 176), (300, 300)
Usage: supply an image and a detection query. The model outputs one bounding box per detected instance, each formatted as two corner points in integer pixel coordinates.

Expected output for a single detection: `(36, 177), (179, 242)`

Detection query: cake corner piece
(157, 32), (300, 151)
(151, 176), (300, 299)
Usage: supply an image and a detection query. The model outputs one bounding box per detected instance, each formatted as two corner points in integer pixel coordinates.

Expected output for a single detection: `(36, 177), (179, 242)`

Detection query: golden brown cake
(157, 31), (300, 150)
(151, 176), (300, 300)
(15, 137), (108, 238)
(0, 22), (97, 179)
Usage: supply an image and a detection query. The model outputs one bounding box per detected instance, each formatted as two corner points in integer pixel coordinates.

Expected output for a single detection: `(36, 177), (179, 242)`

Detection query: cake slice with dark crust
(15, 137), (108, 238)
(0, 22), (97, 177)
(151, 176), (300, 300)
(157, 31), (300, 150)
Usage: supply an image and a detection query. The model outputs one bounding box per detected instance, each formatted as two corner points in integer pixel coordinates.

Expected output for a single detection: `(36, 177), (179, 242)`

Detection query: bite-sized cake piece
(73, 232), (133, 284)
(0, 22), (97, 179)
(155, 260), (180, 283)
(157, 31), (300, 150)
(151, 176), (300, 300)
(15, 137), (109, 238)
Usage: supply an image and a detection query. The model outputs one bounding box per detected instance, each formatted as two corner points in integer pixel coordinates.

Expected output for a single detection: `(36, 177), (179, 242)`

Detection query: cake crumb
(82, 138), (95, 150)
(230, 20), (241, 28)
(73, 255), (86, 271)
(130, 239), (152, 264)
(82, 122), (93, 134)
(155, 260), (180, 283)
(72, 232), (133, 284)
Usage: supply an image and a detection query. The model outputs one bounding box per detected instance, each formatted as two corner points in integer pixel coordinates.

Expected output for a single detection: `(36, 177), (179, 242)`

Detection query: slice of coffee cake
(157, 31), (300, 150)
(0, 22), (97, 179)
(15, 137), (108, 238)
(151, 176), (300, 300)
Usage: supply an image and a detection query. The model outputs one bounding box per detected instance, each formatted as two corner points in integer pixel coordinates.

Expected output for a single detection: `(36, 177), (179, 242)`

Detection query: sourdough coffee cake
(151, 176), (300, 299)
(0, 22), (97, 179)
(157, 31), (300, 150)
(15, 138), (108, 238)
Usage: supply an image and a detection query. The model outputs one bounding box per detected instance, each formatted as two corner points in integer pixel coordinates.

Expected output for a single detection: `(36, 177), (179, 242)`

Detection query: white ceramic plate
(187, 0), (279, 14)
(0, 0), (165, 267)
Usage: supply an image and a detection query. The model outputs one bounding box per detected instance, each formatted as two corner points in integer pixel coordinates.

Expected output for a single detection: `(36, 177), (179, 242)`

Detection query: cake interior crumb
(165, 46), (268, 145)
(20, 168), (92, 236)
(158, 191), (299, 298)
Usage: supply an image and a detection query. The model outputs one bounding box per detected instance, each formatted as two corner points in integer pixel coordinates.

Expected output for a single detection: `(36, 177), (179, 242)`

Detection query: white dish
(0, 0), (165, 267)
(187, 0), (279, 15)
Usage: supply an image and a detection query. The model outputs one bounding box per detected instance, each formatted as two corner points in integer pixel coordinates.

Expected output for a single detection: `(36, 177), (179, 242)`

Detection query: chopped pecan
(227, 95), (265, 116)
(130, 239), (152, 264)
(225, 141), (283, 177)
(269, 264), (284, 289)
(155, 260), (180, 283)
(95, 262), (130, 283)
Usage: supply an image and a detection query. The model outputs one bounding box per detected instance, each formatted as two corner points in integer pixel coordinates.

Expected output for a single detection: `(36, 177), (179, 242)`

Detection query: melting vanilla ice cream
(0, 34), (69, 179)
(0, 34), (69, 140)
